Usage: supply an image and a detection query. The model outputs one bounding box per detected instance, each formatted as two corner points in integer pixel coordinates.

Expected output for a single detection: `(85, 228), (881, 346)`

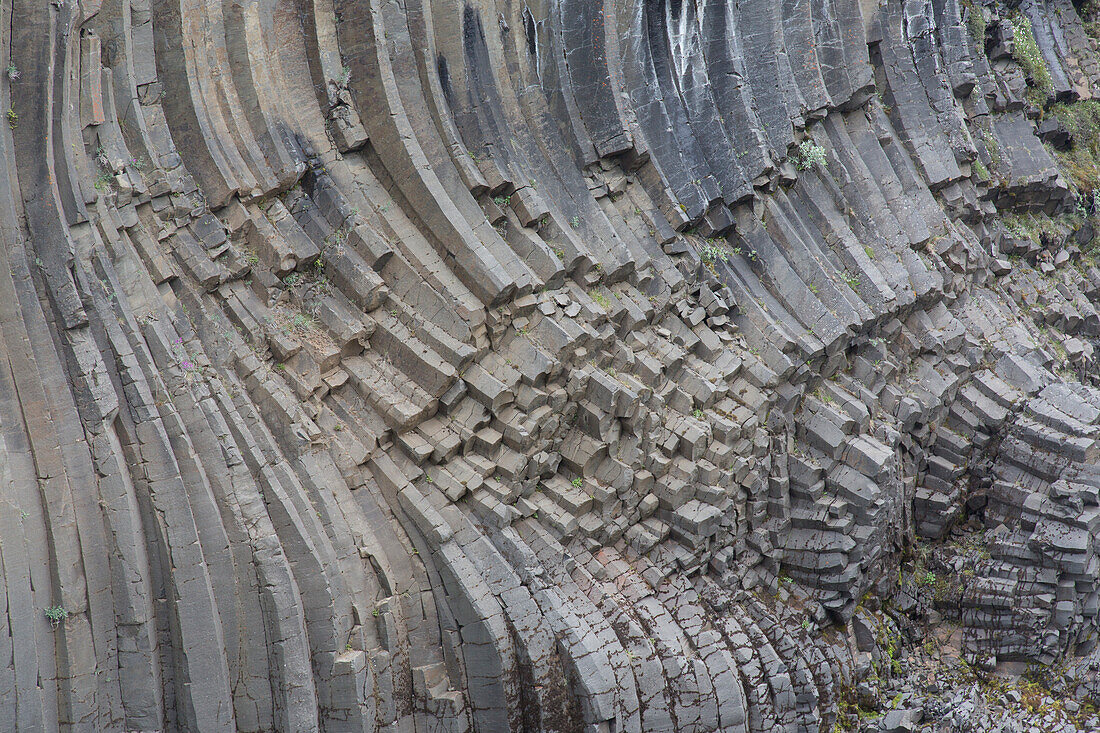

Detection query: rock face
(5, 0), (1100, 729)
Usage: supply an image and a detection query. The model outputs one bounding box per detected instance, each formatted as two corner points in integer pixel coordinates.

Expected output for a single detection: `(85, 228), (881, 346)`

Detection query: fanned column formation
(5, 0), (1100, 730)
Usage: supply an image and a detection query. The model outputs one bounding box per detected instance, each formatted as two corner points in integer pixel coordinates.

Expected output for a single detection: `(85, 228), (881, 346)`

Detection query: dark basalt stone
(6, 0), (1100, 730)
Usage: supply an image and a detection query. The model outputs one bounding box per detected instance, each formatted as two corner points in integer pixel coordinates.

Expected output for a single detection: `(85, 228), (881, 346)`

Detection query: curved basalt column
(8, 0), (1100, 730)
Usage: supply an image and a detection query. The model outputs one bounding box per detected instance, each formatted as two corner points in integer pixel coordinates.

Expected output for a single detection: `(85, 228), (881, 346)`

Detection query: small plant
(980, 127), (1002, 171)
(801, 619), (811, 631)
(1050, 100), (1100, 191)
(93, 172), (114, 192)
(1075, 190), (1091, 219)
(244, 251), (260, 267)
(863, 245), (875, 260)
(921, 570), (937, 585)
(1010, 15), (1053, 102)
(971, 159), (990, 181)
(44, 605), (68, 628)
(290, 312), (314, 332)
(842, 271), (860, 290)
(6, 63), (19, 81)
(6, 108), (17, 128)
(324, 225), (350, 253)
(700, 243), (730, 263)
(962, 0), (986, 45)
(589, 289), (610, 310)
(795, 139), (827, 170)
(334, 423), (343, 431)
(809, 282), (820, 294)
(692, 409), (704, 420)
(571, 477), (583, 488)
(337, 65), (352, 87)
(493, 194), (512, 207)
(569, 216), (580, 229)
(283, 272), (301, 287)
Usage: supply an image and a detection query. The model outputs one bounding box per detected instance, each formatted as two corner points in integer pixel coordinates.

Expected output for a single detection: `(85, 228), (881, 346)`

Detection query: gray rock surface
(6, 0), (1100, 730)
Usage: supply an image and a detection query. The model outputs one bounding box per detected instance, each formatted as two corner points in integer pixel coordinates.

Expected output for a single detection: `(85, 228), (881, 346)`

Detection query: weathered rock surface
(6, 0), (1100, 730)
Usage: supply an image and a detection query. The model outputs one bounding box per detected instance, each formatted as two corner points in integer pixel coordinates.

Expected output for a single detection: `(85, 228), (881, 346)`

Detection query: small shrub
(93, 172), (114, 192)
(6, 108), (16, 128)
(569, 216), (580, 229)
(1010, 15), (1053, 102)
(700, 243), (730, 263)
(6, 63), (19, 81)
(981, 127), (1002, 169)
(692, 409), (704, 420)
(44, 605), (68, 628)
(961, 0), (986, 47)
(1074, 190), (1092, 219)
(290, 313), (314, 332)
(795, 140), (827, 170)
(571, 477), (583, 488)
(1002, 212), (1042, 243)
(1085, 1), (1100, 41)
(1050, 100), (1100, 190)
(493, 194), (511, 207)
